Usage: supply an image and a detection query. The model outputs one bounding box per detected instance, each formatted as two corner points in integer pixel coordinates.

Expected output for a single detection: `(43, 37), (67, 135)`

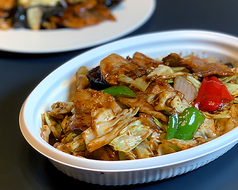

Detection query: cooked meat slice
(72, 0), (97, 14)
(92, 4), (115, 20)
(163, 53), (198, 69)
(100, 53), (139, 85)
(70, 113), (91, 131)
(72, 89), (122, 131)
(118, 96), (168, 122)
(56, 3), (115, 28)
(86, 145), (119, 160)
(100, 52), (161, 85)
(192, 62), (234, 77)
(128, 52), (162, 71)
(126, 67), (147, 80)
(0, 0), (15, 10)
(74, 89), (122, 114)
(0, 10), (9, 18)
(163, 53), (234, 77)
(144, 79), (174, 94)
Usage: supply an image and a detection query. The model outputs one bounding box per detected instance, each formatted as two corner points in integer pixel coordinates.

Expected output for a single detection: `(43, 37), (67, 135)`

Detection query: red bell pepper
(194, 76), (233, 112)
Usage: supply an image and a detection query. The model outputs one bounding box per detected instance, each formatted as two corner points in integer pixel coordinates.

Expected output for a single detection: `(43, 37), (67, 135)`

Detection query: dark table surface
(1, 0), (238, 189)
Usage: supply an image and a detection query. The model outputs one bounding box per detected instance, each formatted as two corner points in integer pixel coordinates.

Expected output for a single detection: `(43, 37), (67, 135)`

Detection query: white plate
(19, 30), (238, 185)
(0, 0), (155, 53)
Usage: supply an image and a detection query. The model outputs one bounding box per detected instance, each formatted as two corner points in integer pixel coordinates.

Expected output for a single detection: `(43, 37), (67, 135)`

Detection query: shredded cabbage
(110, 120), (152, 152)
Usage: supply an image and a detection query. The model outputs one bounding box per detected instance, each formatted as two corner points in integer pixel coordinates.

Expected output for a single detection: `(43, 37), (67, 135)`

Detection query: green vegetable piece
(64, 132), (76, 143)
(153, 116), (167, 132)
(166, 114), (178, 140)
(102, 85), (136, 97)
(174, 107), (205, 140)
(152, 116), (163, 128)
(118, 151), (127, 160)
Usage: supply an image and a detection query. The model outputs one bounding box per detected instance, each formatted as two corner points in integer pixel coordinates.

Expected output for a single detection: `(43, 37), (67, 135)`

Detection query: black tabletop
(1, 0), (238, 189)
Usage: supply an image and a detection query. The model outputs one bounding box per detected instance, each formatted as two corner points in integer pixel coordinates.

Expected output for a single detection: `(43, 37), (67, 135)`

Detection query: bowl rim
(19, 29), (238, 172)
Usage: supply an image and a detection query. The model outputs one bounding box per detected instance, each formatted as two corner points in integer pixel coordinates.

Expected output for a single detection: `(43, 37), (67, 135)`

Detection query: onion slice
(174, 75), (198, 102)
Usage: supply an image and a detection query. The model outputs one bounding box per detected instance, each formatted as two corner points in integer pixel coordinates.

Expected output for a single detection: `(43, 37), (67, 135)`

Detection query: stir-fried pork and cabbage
(41, 52), (238, 160)
(0, 0), (121, 30)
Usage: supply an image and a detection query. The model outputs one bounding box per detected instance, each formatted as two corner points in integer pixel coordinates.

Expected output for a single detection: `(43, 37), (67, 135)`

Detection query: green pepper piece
(174, 107), (205, 140)
(166, 114), (178, 140)
(102, 85), (136, 97)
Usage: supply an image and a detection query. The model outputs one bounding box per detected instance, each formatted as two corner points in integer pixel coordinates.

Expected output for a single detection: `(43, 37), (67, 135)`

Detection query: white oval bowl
(19, 30), (238, 185)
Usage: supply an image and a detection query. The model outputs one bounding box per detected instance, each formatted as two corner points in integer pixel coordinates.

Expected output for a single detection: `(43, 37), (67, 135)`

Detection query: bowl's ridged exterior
(50, 142), (234, 185)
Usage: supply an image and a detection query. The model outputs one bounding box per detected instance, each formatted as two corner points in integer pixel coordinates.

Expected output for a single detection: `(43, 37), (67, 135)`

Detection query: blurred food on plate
(0, 0), (122, 30)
